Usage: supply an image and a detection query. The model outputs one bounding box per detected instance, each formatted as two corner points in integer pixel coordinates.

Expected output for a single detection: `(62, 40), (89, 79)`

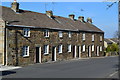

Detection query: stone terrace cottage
(0, 0), (104, 66)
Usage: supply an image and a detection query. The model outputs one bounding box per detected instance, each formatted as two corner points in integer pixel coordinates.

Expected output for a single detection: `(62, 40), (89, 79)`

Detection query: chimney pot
(69, 14), (75, 20)
(11, 0), (19, 12)
(87, 18), (92, 23)
(46, 11), (53, 18)
(78, 16), (84, 22)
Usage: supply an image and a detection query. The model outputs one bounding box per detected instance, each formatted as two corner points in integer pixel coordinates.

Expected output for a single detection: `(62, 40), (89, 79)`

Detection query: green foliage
(106, 43), (119, 53)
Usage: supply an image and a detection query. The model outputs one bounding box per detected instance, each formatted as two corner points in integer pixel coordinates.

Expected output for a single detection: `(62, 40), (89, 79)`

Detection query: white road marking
(109, 71), (118, 77)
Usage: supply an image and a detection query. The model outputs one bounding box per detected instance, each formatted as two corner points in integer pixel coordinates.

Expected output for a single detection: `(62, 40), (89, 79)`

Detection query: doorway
(97, 46), (99, 56)
(73, 45), (77, 58)
(36, 47), (41, 63)
(52, 46), (56, 61)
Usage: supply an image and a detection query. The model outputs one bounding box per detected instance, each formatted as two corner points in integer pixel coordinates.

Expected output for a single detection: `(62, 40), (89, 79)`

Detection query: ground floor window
(92, 45), (94, 52)
(44, 45), (49, 54)
(100, 46), (102, 51)
(68, 44), (72, 52)
(58, 45), (63, 53)
(82, 45), (86, 52)
(23, 46), (29, 57)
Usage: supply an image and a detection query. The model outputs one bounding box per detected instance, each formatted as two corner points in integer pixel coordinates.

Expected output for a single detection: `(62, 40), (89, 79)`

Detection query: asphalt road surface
(2, 56), (119, 78)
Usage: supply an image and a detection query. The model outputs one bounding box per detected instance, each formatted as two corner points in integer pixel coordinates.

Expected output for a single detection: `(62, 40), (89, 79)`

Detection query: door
(73, 45), (77, 58)
(52, 47), (56, 61)
(88, 46), (91, 57)
(97, 46), (99, 56)
(36, 47), (41, 63)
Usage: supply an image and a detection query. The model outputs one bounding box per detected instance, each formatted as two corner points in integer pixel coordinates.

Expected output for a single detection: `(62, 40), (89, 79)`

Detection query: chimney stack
(46, 11), (53, 18)
(69, 14), (75, 20)
(78, 16), (84, 22)
(11, 0), (19, 12)
(87, 18), (92, 23)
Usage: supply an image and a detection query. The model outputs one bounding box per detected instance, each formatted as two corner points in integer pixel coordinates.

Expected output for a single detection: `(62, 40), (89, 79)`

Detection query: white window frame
(44, 45), (49, 54)
(68, 44), (72, 52)
(23, 28), (30, 37)
(100, 36), (102, 41)
(82, 45), (86, 52)
(92, 45), (94, 52)
(100, 46), (102, 51)
(92, 34), (94, 41)
(58, 45), (63, 53)
(68, 31), (72, 38)
(23, 46), (29, 57)
(82, 33), (85, 41)
(44, 30), (49, 37)
(59, 31), (63, 38)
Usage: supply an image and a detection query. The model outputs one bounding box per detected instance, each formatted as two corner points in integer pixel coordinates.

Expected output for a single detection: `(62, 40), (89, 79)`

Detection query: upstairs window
(23, 28), (30, 37)
(44, 30), (49, 37)
(68, 31), (72, 38)
(68, 44), (72, 52)
(100, 36), (102, 41)
(59, 31), (63, 38)
(92, 45), (94, 51)
(92, 34), (95, 41)
(23, 46), (29, 57)
(82, 45), (86, 52)
(44, 45), (49, 54)
(58, 45), (63, 53)
(82, 33), (85, 41)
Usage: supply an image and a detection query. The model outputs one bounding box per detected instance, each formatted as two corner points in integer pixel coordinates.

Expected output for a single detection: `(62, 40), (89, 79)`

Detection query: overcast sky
(1, 2), (118, 38)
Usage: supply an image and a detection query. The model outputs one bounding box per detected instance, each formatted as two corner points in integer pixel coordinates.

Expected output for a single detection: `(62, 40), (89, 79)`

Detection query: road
(2, 56), (119, 78)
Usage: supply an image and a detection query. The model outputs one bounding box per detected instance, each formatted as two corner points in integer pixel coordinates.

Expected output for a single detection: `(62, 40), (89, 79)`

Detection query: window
(44, 45), (49, 54)
(23, 28), (30, 37)
(100, 36), (102, 41)
(92, 34), (94, 41)
(23, 46), (29, 57)
(59, 31), (63, 38)
(82, 45), (86, 52)
(92, 45), (94, 51)
(44, 30), (49, 37)
(82, 33), (85, 41)
(68, 31), (71, 38)
(100, 46), (102, 51)
(58, 45), (62, 53)
(68, 44), (72, 52)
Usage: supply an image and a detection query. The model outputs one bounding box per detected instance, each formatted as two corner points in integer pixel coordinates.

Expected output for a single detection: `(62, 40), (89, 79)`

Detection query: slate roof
(104, 39), (113, 44)
(1, 6), (104, 33)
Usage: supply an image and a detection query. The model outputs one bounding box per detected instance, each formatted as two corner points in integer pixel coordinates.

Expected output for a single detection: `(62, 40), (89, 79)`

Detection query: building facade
(0, 1), (104, 66)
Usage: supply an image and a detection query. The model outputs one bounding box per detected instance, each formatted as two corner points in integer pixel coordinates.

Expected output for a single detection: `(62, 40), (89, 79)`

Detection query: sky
(1, 2), (118, 38)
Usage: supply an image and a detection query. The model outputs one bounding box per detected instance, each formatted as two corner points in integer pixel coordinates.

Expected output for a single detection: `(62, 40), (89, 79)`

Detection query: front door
(36, 47), (41, 63)
(88, 46), (91, 57)
(52, 47), (56, 61)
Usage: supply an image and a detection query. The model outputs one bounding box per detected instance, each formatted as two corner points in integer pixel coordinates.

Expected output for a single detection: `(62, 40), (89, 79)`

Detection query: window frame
(92, 45), (94, 52)
(92, 34), (95, 42)
(100, 36), (102, 41)
(58, 45), (63, 53)
(82, 33), (85, 41)
(23, 28), (30, 37)
(68, 31), (72, 38)
(44, 45), (49, 54)
(23, 46), (29, 57)
(68, 44), (72, 52)
(44, 30), (49, 37)
(59, 31), (63, 38)
(82, 45), (86, 52)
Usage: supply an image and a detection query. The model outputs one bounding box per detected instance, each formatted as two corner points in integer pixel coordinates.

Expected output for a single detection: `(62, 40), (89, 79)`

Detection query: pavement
(1, 56), (119, 78)
(0, 65), (21, 71)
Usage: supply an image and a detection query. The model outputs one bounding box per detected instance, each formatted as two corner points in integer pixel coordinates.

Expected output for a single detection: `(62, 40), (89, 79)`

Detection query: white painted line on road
(109, 71), (118, 77)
